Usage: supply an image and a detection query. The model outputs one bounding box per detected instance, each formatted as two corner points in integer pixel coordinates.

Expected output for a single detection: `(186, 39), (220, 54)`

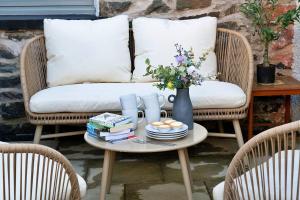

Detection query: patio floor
(42, 135), (238, 200)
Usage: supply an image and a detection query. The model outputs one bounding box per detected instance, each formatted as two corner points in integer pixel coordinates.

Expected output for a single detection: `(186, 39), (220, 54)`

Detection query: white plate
(147, 131), (188, 137)
(146, 129), (188, 134)
(145, 124), (188, 134)
(146, 132), (188, 140)
(146, 130), (188, 136)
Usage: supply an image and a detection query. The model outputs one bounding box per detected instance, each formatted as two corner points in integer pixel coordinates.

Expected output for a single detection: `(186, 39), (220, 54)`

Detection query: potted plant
(144, 44), (214, 129)
(240, 0), (300, 83)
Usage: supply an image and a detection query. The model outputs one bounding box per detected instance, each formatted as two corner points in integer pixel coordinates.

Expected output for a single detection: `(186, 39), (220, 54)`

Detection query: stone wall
(0, 0), (297, 140)
(0, 30), (42, 140)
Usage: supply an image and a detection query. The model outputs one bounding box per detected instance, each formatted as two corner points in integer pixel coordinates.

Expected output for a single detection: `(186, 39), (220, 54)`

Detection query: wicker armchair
(213, 120), (300, 200)
(0, 143), (86, 199)
(20, 28), (253, 145)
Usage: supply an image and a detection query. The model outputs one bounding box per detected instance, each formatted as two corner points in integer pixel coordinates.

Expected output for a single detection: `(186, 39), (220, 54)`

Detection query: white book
(99, 129), (131, 137)
(101, 132), (135, 141)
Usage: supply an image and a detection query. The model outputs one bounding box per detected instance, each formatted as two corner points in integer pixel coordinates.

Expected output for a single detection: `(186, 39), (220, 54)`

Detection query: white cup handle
(159, 94), (166, 108)
(137, 96), (143, 109)
(161, 110), (168, 118)
(138, 110), (144, 123)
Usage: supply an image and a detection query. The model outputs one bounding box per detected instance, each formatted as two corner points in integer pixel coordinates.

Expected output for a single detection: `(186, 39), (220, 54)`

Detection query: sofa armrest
(216, 28), (254, 109)
(20, 35), (47, 114)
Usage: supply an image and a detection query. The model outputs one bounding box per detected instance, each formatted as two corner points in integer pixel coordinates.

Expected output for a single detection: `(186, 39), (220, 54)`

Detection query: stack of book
(87, 112), (136, 143)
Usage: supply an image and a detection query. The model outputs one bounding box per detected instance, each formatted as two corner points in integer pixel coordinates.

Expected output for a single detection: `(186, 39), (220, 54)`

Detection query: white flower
(187, 66), (196, 75)
(194, 69), (201, 76)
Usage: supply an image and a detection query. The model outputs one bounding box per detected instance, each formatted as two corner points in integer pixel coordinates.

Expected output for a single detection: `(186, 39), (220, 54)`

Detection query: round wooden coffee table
(84, 122), (208, 200)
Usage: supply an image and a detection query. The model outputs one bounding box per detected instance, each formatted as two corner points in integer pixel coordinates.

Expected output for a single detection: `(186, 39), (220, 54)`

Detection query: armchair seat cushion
(29, 81), (246, 113)
(213, 150), (300, 200)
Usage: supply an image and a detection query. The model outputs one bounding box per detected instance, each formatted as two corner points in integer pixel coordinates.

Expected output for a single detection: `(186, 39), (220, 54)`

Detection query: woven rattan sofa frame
(20, 28), (254, 146)
(0, 143), (81, 199)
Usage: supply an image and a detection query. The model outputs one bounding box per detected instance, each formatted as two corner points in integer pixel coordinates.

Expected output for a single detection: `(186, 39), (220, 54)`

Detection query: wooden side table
(248, 75), (300, 139)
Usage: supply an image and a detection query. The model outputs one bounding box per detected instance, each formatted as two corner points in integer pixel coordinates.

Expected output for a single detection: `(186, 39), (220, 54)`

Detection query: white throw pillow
(132, 17), (218, 82)
(44, 15), (132, 87)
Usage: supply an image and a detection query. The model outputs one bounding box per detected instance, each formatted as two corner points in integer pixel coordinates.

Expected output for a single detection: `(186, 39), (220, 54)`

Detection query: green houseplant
(240, 0), (300, 83)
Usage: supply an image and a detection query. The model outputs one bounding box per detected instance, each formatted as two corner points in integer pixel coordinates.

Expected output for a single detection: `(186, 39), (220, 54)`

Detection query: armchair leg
(232, 120), (244, 148)
(33, 125), (43, 144)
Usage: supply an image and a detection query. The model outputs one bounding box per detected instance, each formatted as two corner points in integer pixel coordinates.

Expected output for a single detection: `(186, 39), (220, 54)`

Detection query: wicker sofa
(20, 28), (253, 146)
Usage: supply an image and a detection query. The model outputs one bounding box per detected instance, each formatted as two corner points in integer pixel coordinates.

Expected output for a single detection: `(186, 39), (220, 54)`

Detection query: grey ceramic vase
(168, 88), (193, 130)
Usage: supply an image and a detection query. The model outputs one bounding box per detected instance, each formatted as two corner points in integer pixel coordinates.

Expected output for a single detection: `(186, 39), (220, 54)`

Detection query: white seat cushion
(44, 15), (132, 87)
(30, 81), (246, 113)
(0, 153), (87, 199)
(213, 150), (300, 200)
(132, 16), (217, 82)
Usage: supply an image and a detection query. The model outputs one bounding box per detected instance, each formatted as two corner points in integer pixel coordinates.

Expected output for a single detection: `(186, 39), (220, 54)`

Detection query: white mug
(145, 109), (168, 124)
(120, 94), (143, 110)
(142, 93), (165, 110)
(122, 109), (144, 130)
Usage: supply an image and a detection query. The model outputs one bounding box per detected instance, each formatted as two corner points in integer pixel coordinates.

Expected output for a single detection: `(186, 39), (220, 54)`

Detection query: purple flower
(175, 55), (185, 64)
(181, 77), (189, 84)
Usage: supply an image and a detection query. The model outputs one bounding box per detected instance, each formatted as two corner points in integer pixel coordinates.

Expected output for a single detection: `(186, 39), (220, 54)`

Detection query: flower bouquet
(144, 44), (213, 90)
(144, 44), (214, 129)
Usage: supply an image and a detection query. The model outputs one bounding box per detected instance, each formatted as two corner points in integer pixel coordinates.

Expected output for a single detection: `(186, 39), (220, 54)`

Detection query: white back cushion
(132, 17), (218, 82)
(44, 15), (132, 87)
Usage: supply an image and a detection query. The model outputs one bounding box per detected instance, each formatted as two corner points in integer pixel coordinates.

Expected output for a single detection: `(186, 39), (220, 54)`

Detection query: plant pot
(257, 64), (276, 84)
(168, 88), (193, 130)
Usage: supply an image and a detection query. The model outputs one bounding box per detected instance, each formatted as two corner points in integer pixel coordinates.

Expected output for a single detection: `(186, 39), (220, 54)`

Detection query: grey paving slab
(112, 160), (163, 184)
(59, 139), (104, 160)
(69, 159), (88, 178)
(55, 137), (238, 200)
(125, 181), (210, 200)
(85, 184), (124, 200)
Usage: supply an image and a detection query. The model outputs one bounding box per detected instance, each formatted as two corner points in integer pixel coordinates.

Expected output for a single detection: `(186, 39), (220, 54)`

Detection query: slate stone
(0, 64), (17, 73)
(0, 49), (16, 59)
(145, 0), (170, 15)
(102, 1), (132, 16)
(217, 21), (240, 31)
(179, 12), (220, 20)
(0, 119), (34, 141)
(0, 74), (20, 88)
(0, 101), (25, 119)
(0, 89), (23, 102)
(224, 5), (239, 16)
(177, 0), (212, 10)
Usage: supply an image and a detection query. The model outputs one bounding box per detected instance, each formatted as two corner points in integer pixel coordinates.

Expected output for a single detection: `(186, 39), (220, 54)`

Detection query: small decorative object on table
(144, 44), (215, 130)
(87, 112), (136, 143)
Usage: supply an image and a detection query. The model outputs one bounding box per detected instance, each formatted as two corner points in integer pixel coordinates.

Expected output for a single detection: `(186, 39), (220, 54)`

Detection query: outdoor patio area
(2, 0), (300, 199)
(45, 135), (238, 200)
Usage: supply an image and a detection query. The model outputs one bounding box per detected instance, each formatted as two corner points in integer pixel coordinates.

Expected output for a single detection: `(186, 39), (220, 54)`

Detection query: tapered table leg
(183, 148), (193, 189)
(106, 151), (116, 193)
(100, 150), (114, 200)
(178, 148), (193, 200)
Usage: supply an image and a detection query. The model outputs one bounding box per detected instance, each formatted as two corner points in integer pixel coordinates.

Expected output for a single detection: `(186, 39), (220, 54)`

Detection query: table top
(84, 122), (208, 153)
(253, 76), (300, 92)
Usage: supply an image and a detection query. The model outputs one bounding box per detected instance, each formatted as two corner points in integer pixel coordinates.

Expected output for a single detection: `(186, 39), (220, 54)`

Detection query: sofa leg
(217, 121), (224, 133)
(232, 120), (244, 148)
(33, 125), (43, 144)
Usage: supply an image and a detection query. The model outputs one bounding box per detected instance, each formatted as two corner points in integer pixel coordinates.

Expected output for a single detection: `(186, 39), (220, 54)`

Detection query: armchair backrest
(0, 144), (81, 200)
(224, 120), (300, 200)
